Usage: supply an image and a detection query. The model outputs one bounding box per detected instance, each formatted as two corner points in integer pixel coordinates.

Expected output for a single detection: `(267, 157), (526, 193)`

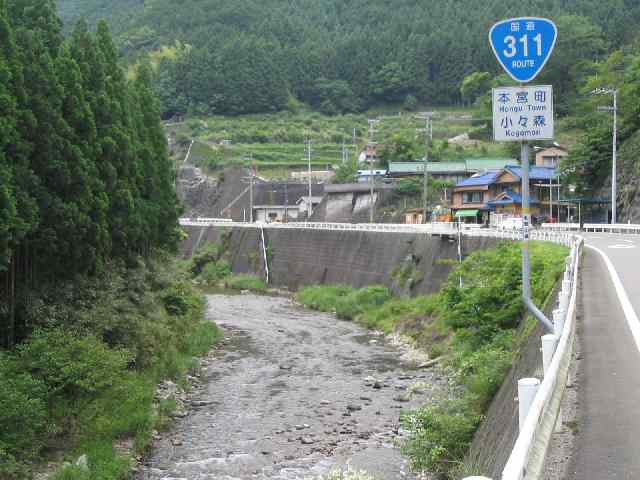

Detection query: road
(566, 234), (640, 479)
(138, 294), (444, 480)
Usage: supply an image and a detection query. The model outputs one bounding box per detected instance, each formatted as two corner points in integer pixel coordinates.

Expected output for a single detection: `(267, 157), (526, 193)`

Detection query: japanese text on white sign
(492, 85), (553, 142)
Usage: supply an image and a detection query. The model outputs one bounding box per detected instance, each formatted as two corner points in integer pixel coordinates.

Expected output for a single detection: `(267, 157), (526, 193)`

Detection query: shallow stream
(138, 294), (443, 479)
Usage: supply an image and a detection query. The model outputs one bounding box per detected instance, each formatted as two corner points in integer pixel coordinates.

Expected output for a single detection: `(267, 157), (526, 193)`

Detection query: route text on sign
(489, 17), (558, 83)
(492, 85), (554, 142)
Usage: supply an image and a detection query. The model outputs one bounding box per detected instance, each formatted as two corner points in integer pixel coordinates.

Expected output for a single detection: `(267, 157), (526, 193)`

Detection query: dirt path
(138, 294), (444, 479)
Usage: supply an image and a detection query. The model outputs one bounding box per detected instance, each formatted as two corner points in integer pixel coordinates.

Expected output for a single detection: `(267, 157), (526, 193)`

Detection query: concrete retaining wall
(182, 226), (497, 296)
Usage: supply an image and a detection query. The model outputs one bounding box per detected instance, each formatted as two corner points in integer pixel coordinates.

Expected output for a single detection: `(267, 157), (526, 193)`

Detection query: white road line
(588, 244), (640, 354)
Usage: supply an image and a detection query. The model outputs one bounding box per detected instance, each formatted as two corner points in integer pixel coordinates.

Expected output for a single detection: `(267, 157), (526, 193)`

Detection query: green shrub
(225, 274), (267, 292)
(357, 295), (437, 333)
(190, 243), (224, 275)
(14, 328), (130, 402)
(295, 284), (353, 311)
(199, 260), (231, 284)
(0, 445), (29, 480)
(402, 398), (481, 476)
(52, 441), (130, 480)
(335, 285), (392, 320)
(162, 282), (203, 316)
(295, 284), (391, 321)
(0, 362), (48, 460)
(294, 242), (568, 479)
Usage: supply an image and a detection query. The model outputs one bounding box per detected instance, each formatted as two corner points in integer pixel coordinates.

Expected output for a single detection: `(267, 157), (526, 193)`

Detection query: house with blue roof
(451, 165), (559, 223)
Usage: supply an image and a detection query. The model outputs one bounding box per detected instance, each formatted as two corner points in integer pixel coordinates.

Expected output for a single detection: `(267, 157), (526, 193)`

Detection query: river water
(138, 294), (443, 480)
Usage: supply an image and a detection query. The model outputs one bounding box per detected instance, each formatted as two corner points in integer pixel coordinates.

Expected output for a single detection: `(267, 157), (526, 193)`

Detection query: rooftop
(505, 165), (558, 181)
(455, 170), (502, 187)
(488, 189), (540, 206)
(254, 183), (324, 206)
(388, 158), (517, 175)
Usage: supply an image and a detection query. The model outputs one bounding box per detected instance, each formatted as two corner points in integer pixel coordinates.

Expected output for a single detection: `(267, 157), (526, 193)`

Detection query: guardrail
(541, 222), (640, 234)
(540, 223), (581, 232)
(498, 234), (582, 480)
(582, 223), (640, 233)
(179, 219), (572, 243)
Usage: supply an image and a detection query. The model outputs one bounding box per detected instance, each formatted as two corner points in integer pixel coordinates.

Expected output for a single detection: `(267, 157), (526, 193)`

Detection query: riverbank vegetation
(189, 242), (268, 293)
(296, 241), (568, 478)
(0, 255), (220, 480)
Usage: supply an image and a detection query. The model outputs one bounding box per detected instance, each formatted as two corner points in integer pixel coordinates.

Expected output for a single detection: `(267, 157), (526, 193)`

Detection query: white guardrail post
(518, 378), (541, 432)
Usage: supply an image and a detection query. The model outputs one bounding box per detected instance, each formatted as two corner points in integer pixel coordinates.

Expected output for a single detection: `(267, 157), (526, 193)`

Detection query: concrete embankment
(465, 282), (560, 478)
(181, 226), (498, 296)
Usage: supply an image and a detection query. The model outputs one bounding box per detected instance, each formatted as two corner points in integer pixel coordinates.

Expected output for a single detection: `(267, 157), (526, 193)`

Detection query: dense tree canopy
(0, 0), (180, 347)
(56, 0), (640, 117)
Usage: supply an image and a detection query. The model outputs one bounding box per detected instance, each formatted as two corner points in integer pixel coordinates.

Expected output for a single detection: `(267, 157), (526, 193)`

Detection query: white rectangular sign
(492, 85), (554, 142)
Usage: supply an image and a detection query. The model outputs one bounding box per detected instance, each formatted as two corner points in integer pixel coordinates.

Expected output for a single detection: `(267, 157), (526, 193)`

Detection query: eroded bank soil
(138, 294), (444, 479)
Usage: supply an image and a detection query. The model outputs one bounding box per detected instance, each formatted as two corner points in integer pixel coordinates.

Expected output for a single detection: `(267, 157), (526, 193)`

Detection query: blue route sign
(489, 17), (558, 83)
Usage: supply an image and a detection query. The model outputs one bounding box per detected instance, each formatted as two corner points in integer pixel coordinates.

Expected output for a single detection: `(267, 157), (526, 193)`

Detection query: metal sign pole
(521, 141), (531, 300)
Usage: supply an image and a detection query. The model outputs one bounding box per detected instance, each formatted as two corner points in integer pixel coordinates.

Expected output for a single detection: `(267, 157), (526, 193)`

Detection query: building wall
(535, 147), (567, 167)
(254, 207), (300, 223)
(452, 189), (491, 209)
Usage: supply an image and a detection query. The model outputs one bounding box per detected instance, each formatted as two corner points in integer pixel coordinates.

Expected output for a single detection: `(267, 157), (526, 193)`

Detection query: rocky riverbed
(137, 293), (446, 480)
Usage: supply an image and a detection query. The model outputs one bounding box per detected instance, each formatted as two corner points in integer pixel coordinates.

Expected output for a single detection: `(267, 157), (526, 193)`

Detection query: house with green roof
(387, 158), (518, 184)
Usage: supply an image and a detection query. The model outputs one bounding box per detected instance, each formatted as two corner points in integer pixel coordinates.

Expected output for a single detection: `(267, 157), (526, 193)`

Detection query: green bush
(0, 362), (48, 460)
(14, 329), (130, 402)
(190, 243), (224, 275)
(162, 282), (203, 316)
(52, 441), (130, 480)
(295, 284), (352, 311)
(402, 398), (481, 476)
(225, 274), (267, 292)
(358, 295), (437, 333)
(0, 255), (221, 477)
(199, 260), (231, 284)
(0, 444), (29, 480)
(335, 285), (392, 320)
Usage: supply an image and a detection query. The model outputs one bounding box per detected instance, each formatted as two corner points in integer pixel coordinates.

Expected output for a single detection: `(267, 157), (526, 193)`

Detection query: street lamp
(591, 87), (618, 224)
(569, 184), (581, 227)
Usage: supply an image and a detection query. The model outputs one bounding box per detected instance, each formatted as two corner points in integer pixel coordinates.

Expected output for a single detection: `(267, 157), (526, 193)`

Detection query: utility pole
(367, 119), (379, 223)
(592, 87), (618, 224)
(612, 89), (618, 224)
(417, 114), (433, 224)
(284, 181), (288, 223)
(306, 137), (312, 218)
(249, 155), (254, 223)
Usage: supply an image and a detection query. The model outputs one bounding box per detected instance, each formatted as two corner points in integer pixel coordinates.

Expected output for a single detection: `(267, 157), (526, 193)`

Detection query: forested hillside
(56, 0), (640, 116)
(0, 0), (180, 348)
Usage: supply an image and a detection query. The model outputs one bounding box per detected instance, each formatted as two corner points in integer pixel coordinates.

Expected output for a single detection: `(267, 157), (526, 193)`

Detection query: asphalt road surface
(566, 234), (640, 480)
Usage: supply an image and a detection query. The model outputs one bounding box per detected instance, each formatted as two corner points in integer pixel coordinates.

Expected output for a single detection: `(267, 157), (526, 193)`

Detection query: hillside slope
(56, 0), (640, 115)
